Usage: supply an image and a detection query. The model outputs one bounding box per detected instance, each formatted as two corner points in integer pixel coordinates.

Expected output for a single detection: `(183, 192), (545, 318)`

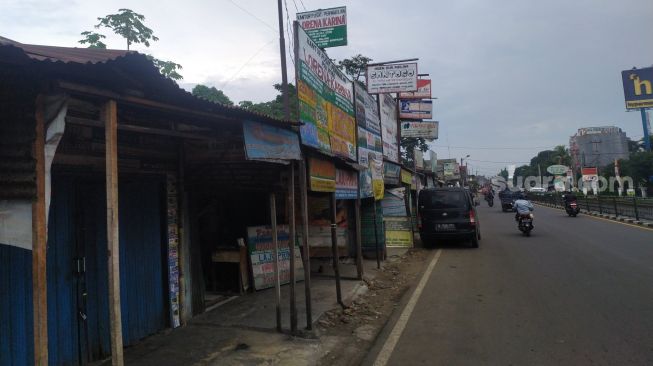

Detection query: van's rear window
(421, 191), (467, 209)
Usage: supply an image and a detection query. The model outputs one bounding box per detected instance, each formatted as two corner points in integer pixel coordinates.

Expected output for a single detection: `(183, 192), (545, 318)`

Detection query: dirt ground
(315, 248), (430, 366)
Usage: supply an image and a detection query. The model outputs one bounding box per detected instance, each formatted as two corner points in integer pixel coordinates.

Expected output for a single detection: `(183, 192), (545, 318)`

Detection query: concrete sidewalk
(108, 250), (409, 366)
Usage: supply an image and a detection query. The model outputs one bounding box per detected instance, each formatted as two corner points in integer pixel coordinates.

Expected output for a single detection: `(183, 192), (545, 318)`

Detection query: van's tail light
(469, 210), (476, 226)
(417, 211), (422, 230)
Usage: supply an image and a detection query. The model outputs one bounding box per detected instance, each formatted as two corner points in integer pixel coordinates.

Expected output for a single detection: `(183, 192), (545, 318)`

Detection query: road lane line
(533, 203), (653, 232)
(373, 249), (443, 366)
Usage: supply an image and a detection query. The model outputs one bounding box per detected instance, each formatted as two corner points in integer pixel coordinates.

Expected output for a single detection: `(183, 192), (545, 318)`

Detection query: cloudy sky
(3, 0), (652, 175)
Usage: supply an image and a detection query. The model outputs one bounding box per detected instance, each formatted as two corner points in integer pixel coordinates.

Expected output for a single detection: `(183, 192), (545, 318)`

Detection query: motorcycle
(565, 200), (580, 217)
(485, 194), (494, 207)
(517, 213), (534, 236)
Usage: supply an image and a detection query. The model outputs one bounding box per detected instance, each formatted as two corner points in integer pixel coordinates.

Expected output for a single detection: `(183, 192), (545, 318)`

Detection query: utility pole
(641, 108), (651, 151)
(277, 0), (290, 120)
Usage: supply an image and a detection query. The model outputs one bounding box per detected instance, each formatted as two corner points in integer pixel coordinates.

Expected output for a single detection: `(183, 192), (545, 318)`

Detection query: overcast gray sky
(3, 0), (652, 175)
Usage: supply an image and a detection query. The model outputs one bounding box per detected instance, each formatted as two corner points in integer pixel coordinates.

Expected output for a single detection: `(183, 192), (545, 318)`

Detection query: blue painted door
(0, 243), (33, 366)
(46, 176), (167, 365)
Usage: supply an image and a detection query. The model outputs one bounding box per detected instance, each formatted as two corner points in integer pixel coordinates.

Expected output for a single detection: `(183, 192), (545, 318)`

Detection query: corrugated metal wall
(0, 68), (37, 200)
(0, 243), (34, 366)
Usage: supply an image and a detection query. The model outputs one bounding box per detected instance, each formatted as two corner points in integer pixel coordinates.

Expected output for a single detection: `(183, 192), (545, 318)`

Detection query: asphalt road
(366, 203), (653, 366)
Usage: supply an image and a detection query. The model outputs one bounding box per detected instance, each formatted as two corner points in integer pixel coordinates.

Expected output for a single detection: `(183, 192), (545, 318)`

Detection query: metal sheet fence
(529, 194), (653, 221)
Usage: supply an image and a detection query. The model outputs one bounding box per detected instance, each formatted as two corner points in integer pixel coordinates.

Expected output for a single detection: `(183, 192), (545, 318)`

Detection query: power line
(220, 39), (276, 89)
(291, 0), (300, 12)
(298, 0), (307, 11)
(226, 0), (276, 32)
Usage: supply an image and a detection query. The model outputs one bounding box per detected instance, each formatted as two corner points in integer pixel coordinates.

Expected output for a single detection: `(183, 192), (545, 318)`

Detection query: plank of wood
(104, 99), (124, 366)
(32, 95), (48, 365)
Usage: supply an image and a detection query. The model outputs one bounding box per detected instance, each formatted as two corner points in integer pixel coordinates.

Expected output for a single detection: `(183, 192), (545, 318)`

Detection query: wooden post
(299, 159), (312, 329)
(288, 162), (297, 333)
(104, 100), (124, 366)
(372, 199), (381, 269)
(330, 193), (343, 307)
(354, 186), (364, 280)
(270, 193), (282, 332)
(32, 95), (48, 365)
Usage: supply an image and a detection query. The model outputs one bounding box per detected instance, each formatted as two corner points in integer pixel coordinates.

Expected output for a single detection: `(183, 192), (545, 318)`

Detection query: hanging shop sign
(443, 162), (457, 177)
(243, 120), (301, 161)
(383, 161), (401, 185)
(336, 168), (358, 199)
(296, 23), (356, 160)
(366, 62), (418, 94)
(399, 79), (432, 99)
(296, 6), (347, 48)
(247, 225), (304, 291)
(401, 169), (413, 185)
(379, 93), (399, 163)
(621, 66), (653, 109)
(400, 121), (439, 139)
(384, 217), (413, 248)
(399, 99), (433, 119)
(308, 157), (336, 192)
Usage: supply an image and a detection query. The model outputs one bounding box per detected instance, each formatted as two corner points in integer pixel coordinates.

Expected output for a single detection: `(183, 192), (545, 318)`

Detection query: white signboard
(379, 93), (399, 162)
(399, 79), (432, 99)
(399, 100), (432, 119)
(366, 63), (418, 94)
(296, 6), (347, 48)
(400, 121), (438, 139)
(414, 149), (424, 169)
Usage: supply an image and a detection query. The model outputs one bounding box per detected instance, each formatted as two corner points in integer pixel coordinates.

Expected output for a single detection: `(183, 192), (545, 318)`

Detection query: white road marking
(373, 249), (443, 366)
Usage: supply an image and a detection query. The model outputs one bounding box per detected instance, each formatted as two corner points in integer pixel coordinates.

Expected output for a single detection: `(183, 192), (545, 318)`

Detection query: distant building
(569, 126), (629, 170)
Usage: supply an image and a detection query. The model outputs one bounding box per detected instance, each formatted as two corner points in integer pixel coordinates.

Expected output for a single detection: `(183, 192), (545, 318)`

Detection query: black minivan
(418, 187), (481, 248)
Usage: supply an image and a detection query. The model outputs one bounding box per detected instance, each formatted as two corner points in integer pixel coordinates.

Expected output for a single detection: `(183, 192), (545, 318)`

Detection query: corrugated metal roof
(0, 38), (130, 64)
(0, 38), (299, 127)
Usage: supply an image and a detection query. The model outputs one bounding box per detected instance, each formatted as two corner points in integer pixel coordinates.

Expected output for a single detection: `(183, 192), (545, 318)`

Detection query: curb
(532, 202), (653, 228)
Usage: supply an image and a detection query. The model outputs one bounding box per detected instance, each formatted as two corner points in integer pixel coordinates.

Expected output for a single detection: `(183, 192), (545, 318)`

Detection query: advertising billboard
(399, 99), (433, 119)
(366, 63), (418, 94)
(295, 22), (356, 160)
(379, 93), (399, 162)
(621, 67), (653, 109)
(399, 79), (432, 99)
(400, 121), (438, 139)
(296, 6), (347, 48)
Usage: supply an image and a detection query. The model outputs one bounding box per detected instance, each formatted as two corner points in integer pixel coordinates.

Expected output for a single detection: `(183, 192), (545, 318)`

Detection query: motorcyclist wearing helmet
(513, 192), (534, 221)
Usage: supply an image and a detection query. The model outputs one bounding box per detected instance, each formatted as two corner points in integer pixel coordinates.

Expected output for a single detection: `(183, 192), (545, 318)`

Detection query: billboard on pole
(621, 67), (653, 109)
(379, 93), (399, 163)
(295, 22), (356, 160)
(400, 121), (438, 139)
(366, 63), (418, 94)
(296, 7), (347, 48)
(399, 79), (431, 99)
(399, 99), (432, 119)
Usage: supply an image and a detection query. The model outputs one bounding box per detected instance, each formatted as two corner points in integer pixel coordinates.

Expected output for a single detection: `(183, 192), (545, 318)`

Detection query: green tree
(78, 31), (107, 49)
(400, 137), (429, 168)
(95, 9), (159, 50)
(146, 56), (183, 80)
(497, 168), (509, 181)
(238, 83), (298, 120)
(192, 84), (233, 105)
(337, 54), (373, 84)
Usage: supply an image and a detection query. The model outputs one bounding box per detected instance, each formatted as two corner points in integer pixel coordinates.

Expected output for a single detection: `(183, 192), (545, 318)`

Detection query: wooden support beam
(270, 193), (282, 332)
(288, 162), (297, 333)
(355, 194), (364, 280)
(330, 193), (344, 308)
(66, 116), (216, 141)
(32, 95), (48, 365)
(299, 159), (312, 329)
(104, 99), (124, 366)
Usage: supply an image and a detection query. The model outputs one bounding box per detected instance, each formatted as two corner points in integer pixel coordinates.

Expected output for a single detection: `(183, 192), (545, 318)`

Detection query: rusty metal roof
(0, 38), (299, 127)
(0, 38), (130, 64)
